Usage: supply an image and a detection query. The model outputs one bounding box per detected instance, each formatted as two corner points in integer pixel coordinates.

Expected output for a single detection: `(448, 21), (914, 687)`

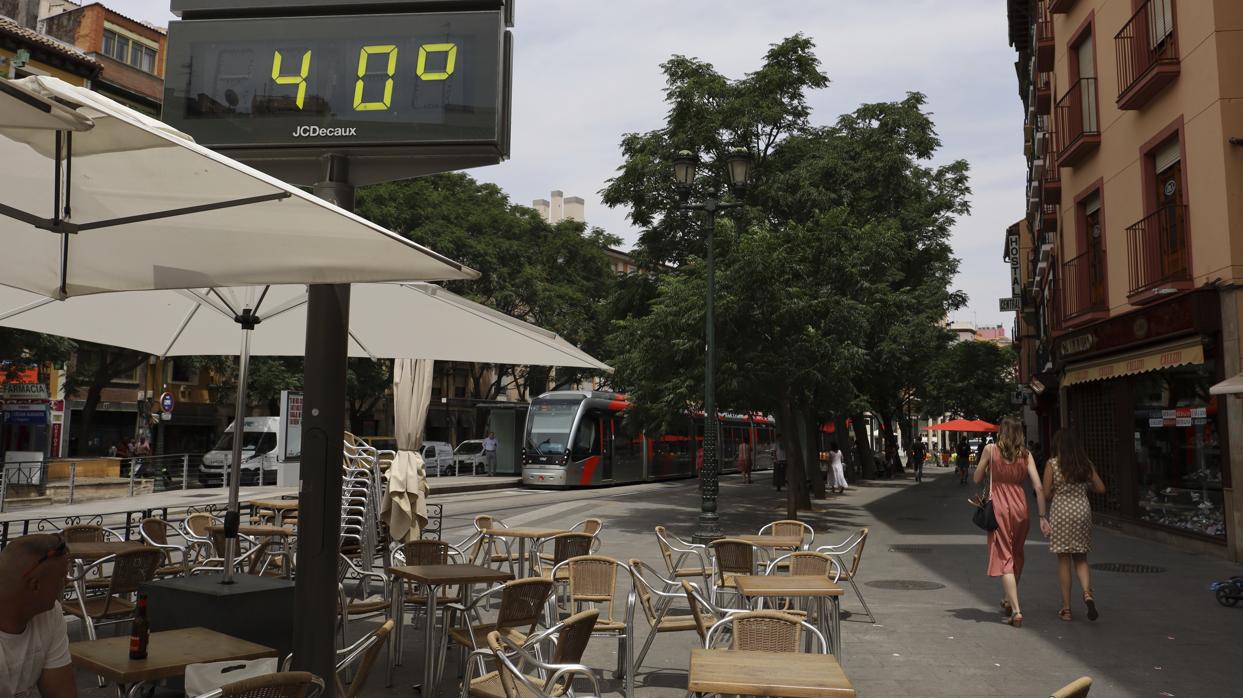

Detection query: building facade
(0, 5), (98, 84)
(1007, 0), (1243, 558)
(41, 1), (164, 114)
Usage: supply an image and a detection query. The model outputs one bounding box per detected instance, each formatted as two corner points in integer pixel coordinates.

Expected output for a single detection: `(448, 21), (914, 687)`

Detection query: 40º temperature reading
(270, 42), (458, 112)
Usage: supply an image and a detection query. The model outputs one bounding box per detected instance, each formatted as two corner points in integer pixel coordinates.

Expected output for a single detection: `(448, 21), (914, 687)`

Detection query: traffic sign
(160, 392), (175, 413)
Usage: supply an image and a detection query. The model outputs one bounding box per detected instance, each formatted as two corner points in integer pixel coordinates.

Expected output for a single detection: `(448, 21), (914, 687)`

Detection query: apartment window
(1074, 34), (1098, 133)
(102, 29), (158, 74)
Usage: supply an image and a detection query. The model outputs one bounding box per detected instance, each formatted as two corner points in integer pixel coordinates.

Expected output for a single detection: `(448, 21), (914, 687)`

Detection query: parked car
(421, 441), (456, 475)
(199, 417), (287, 485)
(454, 439), (487, 474)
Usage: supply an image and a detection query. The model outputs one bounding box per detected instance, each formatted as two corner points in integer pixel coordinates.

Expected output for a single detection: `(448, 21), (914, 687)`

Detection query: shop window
(1133, 364), (1225, 539)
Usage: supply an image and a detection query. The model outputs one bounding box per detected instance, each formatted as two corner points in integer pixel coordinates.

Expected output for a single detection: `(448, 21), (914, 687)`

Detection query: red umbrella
(926, 418), (995, 432)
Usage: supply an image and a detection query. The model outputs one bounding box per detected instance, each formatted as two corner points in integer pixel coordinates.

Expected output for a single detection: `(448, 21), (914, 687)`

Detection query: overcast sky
(113, 0), (1020, 331)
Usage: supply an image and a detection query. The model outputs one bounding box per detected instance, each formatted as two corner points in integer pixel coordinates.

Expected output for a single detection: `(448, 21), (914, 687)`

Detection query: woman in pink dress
(974, 416), (1049, 627)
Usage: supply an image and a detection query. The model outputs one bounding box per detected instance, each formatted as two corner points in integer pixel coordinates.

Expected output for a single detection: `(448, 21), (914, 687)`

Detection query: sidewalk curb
(427, 476), (521, 496)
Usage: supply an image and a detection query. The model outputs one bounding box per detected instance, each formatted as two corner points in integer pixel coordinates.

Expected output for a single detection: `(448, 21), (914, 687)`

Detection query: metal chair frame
(653, 526), (712, 592)
(704, 610), (829, 654)
(460, 630), (602, 698)
(548, 555), (630, 696)
(193, 671), (325, 698)
(758, 520), (815, 551)
(139, 517), (192, 577)
(458, 609), (599, 698)
(625, 559), (703, 679)
(815, 527), (874, 623)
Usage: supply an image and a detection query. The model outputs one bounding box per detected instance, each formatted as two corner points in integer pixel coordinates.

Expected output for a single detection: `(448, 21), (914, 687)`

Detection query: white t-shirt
(482, 437), (497, 452)
(0, 603), (72, 698)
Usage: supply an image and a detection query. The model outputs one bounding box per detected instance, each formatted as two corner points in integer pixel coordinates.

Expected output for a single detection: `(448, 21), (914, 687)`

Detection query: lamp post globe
(725, 147), (753, 195)
(674, 150), (699, 200)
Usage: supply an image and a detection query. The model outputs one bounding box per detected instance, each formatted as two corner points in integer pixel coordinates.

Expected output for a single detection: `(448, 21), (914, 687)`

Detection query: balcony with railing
(1041, 203), (1058, 232)
(1041, 147), (1061, 198)
(1035, 70), (1052, 113)
(1115, 0), (1179, 110)
(1055, 77), (1100, 168)
(1062, 249), (1108, 323)
(1127, 204), (1191, 301)
(1035, 1), (1055, 71)
(1048, 0), (1076, 14)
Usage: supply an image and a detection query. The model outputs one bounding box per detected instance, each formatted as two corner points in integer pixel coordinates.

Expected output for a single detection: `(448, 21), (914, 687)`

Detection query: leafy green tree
(0, 330), (75, 381)
(347, 358), (391, 435)
(924, 340), (1019, 423)
(357, 173), (619, 400)
(64, 345), (148, 455)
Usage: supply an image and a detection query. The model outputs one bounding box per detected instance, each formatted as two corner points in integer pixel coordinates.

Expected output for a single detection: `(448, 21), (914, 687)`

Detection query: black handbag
(972, 496), (998, 531)
(972, 475), (999, 531)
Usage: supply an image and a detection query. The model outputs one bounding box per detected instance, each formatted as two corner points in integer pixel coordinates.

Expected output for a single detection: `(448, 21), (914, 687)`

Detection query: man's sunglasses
(22, 534), (68, 578)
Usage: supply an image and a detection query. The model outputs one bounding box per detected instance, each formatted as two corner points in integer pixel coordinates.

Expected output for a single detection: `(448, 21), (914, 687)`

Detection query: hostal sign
(163, 0), (513, 185)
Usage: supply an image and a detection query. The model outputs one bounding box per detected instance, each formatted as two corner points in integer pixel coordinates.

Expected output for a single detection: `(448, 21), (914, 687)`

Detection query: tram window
(572, 417), (598, 455)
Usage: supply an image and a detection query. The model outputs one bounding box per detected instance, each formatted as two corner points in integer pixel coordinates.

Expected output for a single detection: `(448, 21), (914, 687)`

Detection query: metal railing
(1062, 249), (1108, 321)
(0, 452), (227, 512)
(1116, 0), (1178, 100)
(1055, 77), (1099, 158)
(1127, 204), (1189, 296)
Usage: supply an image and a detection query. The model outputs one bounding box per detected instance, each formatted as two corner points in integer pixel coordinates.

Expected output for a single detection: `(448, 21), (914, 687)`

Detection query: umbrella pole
(223, 321), (253, 584)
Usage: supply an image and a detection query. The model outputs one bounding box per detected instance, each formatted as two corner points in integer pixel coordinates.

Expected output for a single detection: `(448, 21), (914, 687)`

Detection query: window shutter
(1084, 192), (1101, 215)
(1076, 37), (1095, 79)
(1154, 138), (1180, 174)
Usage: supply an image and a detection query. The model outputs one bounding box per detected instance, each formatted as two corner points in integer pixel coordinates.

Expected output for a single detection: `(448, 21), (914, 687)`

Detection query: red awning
(926, 418), (997, 433)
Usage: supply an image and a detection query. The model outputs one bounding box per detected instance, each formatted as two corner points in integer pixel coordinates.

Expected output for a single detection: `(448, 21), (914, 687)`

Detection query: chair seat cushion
(674, 567), (708, 578)
(64, 595), (135, 619)
(347, 597), (390, 614)
(655, 615), (701, 632)
(447, 624), (529, 650)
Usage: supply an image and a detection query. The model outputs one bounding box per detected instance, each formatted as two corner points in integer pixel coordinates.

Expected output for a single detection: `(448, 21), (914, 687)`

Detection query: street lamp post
(675, 147), (753, 544)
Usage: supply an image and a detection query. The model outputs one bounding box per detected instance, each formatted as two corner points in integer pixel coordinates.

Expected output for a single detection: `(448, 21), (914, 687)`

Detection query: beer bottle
(129, 592), (149, 660)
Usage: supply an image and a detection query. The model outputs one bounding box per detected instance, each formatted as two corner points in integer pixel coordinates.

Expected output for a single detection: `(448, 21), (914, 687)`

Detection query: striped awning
(1063, 338), (1204, 387)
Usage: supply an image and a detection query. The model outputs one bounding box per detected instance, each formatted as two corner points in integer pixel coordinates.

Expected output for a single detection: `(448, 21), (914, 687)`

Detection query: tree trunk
(897, 415), (914, 472)
(834, 415), (854, 478)
(807, 413), (827, 499)
(850, 413), (874, 479)
(779, 401), (813, 517)
(879, 416), (900, 473)
(349, 407), (365, 436)
(75, 383), (104, 456)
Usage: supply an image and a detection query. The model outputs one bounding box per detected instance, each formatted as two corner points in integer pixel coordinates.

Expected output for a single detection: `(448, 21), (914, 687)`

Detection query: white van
(421, 441), (456, 475)
(199, 417), (286, 485)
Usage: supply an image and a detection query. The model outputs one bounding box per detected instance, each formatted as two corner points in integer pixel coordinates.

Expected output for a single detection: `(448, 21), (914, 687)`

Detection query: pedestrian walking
(1042, 428), (1106, 622)
(737, 434), (752, 484)
(912, 440), (926, 483)
(482, 431), (498, 476)
(773, 433), (787, 491)
(955, 438), (970, 485)
(827, 441), (847, 494)
(974, 416), (1049, 628)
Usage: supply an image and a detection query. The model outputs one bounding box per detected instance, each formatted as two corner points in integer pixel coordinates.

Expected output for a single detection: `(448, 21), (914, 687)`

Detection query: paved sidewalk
(69, 466), (1243, 697)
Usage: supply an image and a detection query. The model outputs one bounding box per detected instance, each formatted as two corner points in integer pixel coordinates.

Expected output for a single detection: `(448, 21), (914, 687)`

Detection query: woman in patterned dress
(1042, 429), (1107, 622)
(974, 416), (1049, 627)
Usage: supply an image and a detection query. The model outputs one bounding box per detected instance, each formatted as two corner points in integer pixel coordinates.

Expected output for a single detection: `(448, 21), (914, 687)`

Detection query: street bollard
(129, 458), (138, 496)
(68, 462), (77, 504)
(182, 454), (190, 491)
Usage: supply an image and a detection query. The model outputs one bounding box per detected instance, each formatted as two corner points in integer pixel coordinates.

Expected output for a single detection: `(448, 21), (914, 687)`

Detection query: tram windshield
(526, 399), (581, 456)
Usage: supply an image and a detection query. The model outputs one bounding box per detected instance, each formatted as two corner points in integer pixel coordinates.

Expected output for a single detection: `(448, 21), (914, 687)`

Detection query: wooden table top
(248, 499), (299, 510)
(387, 563), (514, 585)
(483, 527), (567, 539)
(209, 524), (293, 537)
(735, 575), (844, 598)
(732, 534), (806, 549)
(70, 627), (276, 684)
(688, 648), (856, 698)
(67, 541), (149, 561)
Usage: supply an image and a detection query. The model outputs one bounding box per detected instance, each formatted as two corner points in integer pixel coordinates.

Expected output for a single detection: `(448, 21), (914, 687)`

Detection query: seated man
(0, 533), (77, 698)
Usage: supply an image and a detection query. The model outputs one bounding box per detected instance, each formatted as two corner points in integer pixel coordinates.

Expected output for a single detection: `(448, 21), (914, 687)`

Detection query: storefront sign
(279, 390), (303, 461)
(1, 383), (49, 399)
(999, 297), (1019, 312)
(1063, 340), (1204, 387)
(1056, 291), (1212, 362)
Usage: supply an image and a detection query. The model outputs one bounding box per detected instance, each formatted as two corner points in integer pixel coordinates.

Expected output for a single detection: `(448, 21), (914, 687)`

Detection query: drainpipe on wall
(1218, 286), (1242, 563)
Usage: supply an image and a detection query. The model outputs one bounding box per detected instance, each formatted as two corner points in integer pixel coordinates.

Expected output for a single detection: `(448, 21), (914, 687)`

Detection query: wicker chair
(653, 526), (711, 591)
(1051, 677), (1093, 698)
(181, 513), (220, 565)
(473, 630), (602, 698)
(460, 609), (599, 698)
(705, 610), (828, 654)
(626, 559), (703, 673)
(139, 517), (192, 577)
(471, 515), (521, 574)
(335, 620), (394, 698)
(336, 554), (390, 649)
(707, 538), (760, 606)
(61, 524), (123, 590)
(549, 555), (629, 689)
(394, 540), (465, 625)
(758, 520), (815, 551)
(445, 577), (555, 677)
(816, 528), (874, 623)
(195, 671), (325, 698)
(65, 547), (161, 640)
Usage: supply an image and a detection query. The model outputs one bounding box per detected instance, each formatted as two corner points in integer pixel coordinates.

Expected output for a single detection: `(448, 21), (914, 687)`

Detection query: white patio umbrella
(0, 75), (482, 580)
(0, 75), (474, 299)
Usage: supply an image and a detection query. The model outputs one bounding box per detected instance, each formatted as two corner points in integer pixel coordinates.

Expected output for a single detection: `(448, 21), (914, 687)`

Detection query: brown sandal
(1084, 592), (1099, 621)
(1008, 612), (1023, 627)
(1000, 599), (1013, 617)
(1058, 608), (1072, 621)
